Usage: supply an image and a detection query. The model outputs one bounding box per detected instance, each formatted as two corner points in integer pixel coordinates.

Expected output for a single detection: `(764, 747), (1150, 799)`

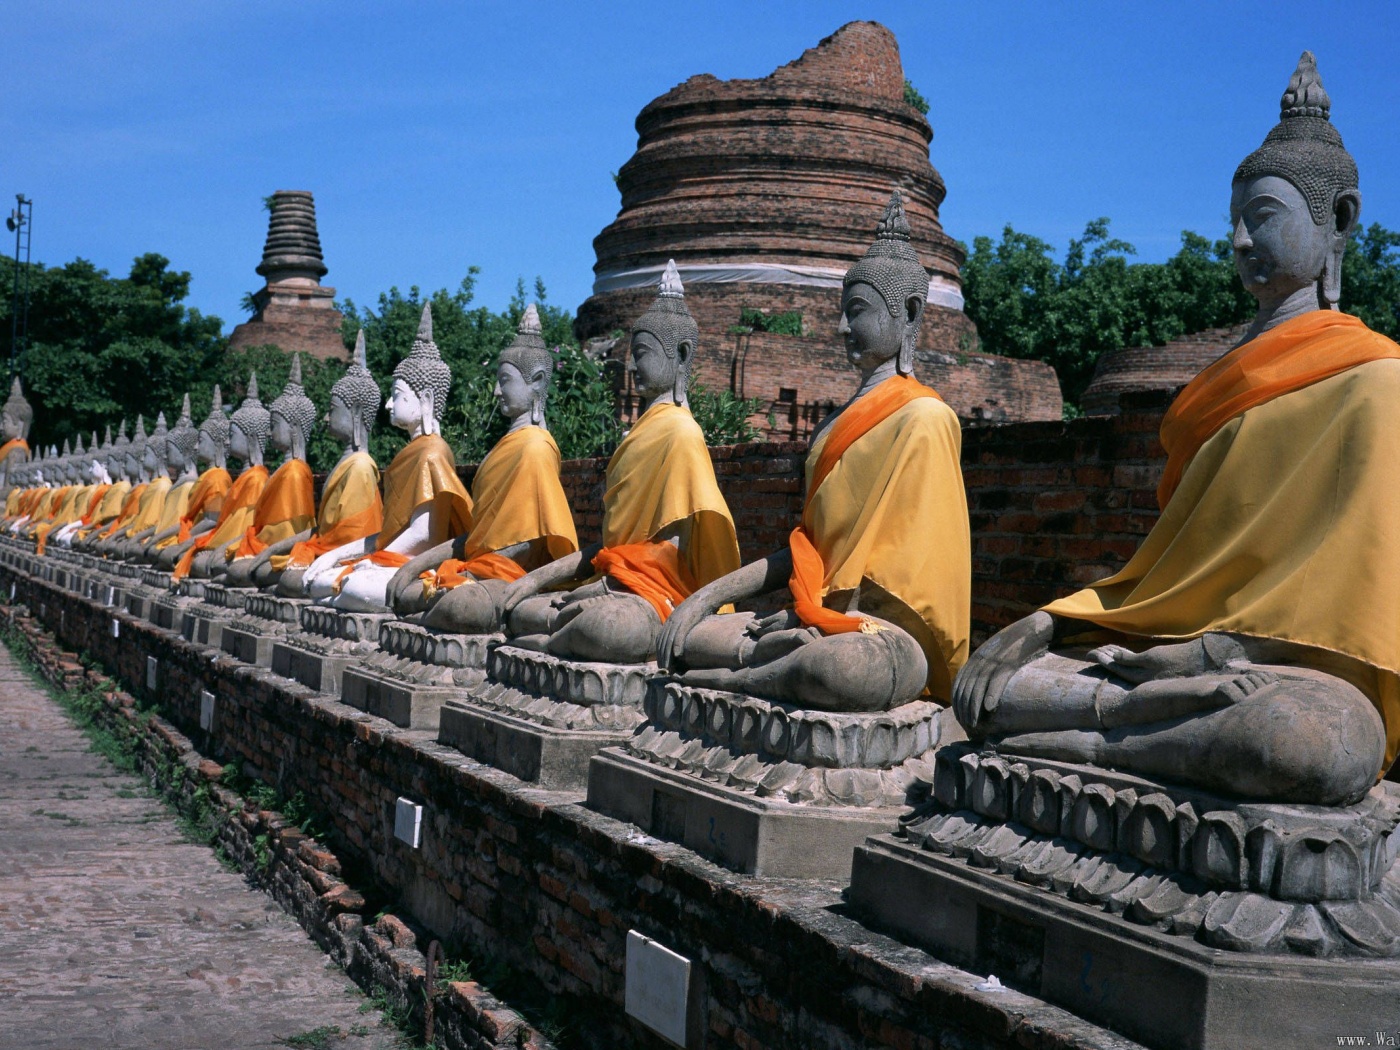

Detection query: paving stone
(0, 651), (401, 1050)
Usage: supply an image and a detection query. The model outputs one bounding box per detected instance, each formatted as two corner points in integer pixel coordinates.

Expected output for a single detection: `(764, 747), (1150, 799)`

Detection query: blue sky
(7, 1), (1399, 334)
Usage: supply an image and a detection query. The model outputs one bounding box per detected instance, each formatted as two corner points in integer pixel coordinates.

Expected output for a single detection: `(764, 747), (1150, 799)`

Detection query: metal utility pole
(7, 195), (32, 382)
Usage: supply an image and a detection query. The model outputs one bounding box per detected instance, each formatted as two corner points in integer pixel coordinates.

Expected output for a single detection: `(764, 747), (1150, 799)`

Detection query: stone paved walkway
(0, 646), (401, 1050)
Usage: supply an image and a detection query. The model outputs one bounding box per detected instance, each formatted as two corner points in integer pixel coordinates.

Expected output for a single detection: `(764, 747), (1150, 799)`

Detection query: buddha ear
(672, 340), (693, 406)
(416, 387), (439, 434)
(898, 294), (924, 376)
(1322, 189), (1361, 308)
(1334, 189), (1362, 239)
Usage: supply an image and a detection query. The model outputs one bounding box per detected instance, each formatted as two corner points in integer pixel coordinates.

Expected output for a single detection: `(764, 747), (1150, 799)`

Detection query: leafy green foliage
(961, 220), (1255, 402)
(903, 78), (930, 115)
(0, 253), (226, 451)
(1340, 223), (1400, 338)
(736, 307), (804, 336)
(688, 383), (765, 445)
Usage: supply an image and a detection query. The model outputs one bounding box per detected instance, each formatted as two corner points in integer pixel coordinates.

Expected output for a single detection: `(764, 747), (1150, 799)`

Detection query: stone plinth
(437, 646), (653, 790)
(220, 595), (309, 667)
(180, 583), (249, 650)
(848, 745), (1400, 1049)
(339, 621), (498, 731)
(270, 606), (391, 695)
(586, 679), (952, 879)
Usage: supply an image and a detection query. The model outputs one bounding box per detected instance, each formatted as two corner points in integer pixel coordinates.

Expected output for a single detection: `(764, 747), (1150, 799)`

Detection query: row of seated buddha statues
(3, 58), (1396, 1038)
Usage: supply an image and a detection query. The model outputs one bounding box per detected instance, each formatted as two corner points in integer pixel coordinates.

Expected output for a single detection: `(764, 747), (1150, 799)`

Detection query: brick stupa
(575, 21), (1061, 430)
(228, 191), (346, 362)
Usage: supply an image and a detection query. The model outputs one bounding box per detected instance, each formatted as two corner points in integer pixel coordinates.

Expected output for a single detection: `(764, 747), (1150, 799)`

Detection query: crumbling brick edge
(0, 604), (551, 1050)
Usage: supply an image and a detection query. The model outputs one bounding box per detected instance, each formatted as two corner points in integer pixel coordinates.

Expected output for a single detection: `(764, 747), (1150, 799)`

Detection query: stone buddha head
(142, 413), (169, 478)
(93, 426), (113, 482)
(125, 418), (148, 481)
(2, 377), (32, 443)
(629, 260), (697, 408)
(167, 395), (198, 479)
(269, 354), (316, 461)
(841, 190), (930, 378)
(497, 303), (553, 429)
(198, 386), (230, 469)
(108, 420), (129, 482)
(389, 304), (451, 438)
(1232, 51), (1360, 312)
(329, 330), (379, 451)
(229, 373), (271, 467)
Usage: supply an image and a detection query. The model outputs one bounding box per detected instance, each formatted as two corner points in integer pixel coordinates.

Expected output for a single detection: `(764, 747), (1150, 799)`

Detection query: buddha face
(270, 410), (293, 452)
(1230, 174), (1334, 304)
(387, 378), (428, 433)
(142, 442), (160, 476)
(327, 395), (354, 443)
(125, 451), (142, 478)
(2, 410), (22, 441)
(106, 455), (122, 480)
(166, 441), (188, 477)
(494, 363), (533, 421)
(629, 331), (680, 401)
(840, 280), (906, 375)
(228, 423), (250, 462)
(196, 429), (219, 465)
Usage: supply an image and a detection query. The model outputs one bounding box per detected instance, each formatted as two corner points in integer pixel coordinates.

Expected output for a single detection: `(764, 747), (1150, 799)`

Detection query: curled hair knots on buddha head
(149, 413), (169, 468)
(844, 189), (932, 319)
(332, 330), (381, 436)
(128, 415), (148, 461)
(169, 393), (199, 461)
(269, 354), (317, 443)
(3, 377), (33, 434)
(230, 372), (272, 452)
(500, 303), (554, 416)
(200, 385), (230, 447)
(1235, 51), (1359, 228)
(392, 304), (452, 423)
(632, 260), (699, 363)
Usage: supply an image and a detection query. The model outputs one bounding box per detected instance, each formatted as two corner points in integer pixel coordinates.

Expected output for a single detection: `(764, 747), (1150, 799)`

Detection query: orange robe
(231, 458), (316, 560)
(169, 467), (233, 546)
(283, 451), (382, 572)
(171, 465), (269, 580)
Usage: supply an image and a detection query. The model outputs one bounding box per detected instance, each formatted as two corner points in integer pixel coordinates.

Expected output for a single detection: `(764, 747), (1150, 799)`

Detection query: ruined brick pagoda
(575, 21), (1061, 431)
(228, 190), (346, 362)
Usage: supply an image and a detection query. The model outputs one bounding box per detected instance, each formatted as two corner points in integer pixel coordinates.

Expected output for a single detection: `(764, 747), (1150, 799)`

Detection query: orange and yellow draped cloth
(74, 480), (129, 539)
(231, 458), (315, 561)
(0, 437), (29, 467)
(171, 465), (268, 580)
(425, 426), (577, 592)
(26, 486), (67, 531)
(587, 402), (739, 623)
(4, 487), (21, 518)
(280, 451), (382, 573)
(169, 466), (232, 547)
(121, 476), (172, 538)
(149, 477), (196, 545)
(1043, 310), (1400, 771)
(97, 483), (147, 540)
(34, 485), (89, 554)
(789, 374), (970, 702)
(334, 435), (472, 584)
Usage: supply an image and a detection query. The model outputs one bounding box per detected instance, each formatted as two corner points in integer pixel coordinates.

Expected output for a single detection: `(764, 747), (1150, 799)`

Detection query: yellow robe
(34, 485), (88, 553)
(1045, 359), (1400, 771)
(231, 458), (316, 561)
(465, 426), (577, 563)
(281, 451), (382, 572)
(152, 478), (197, 540)
(804, 395), (971, 702)
(76, 480), (131, 539)
(121, 476), (172, 538)
(601, 402), (739, 589)
(377, 434), (472, 551)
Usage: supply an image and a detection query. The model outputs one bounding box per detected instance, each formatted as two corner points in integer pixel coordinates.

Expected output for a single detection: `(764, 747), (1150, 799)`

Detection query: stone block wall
(3, 580), (1126, 1050)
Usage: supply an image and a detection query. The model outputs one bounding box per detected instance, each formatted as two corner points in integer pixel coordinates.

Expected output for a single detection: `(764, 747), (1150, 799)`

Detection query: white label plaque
(146, 656), (158, 691)
(110, 617), (120, 638)
(199, 690), (215, 731)
(394, 797), (423, 848)
(625, 929), (692, 1047)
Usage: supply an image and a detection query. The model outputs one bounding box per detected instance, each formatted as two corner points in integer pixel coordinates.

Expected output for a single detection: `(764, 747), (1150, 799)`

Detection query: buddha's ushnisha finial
(246, 372), (260, 403)
(392, 303), (451, 422)
(501, 303), (554, 394)
(519, 302), (542, 335)
(154, 412), (167, 433)
(102, 424), (112, 450)
(231, 371), (273, 448)
(211, 385), (223, 414)
(177, 393), (192, 429)
(416, 302), (433, 342)
(1282, 50), (1331, 119)
(90, 431), (98, 452)
(875, 189), (913, 242)
(133, 415), (146, 441)
(633, 259), (699, 358)
(61, 437), (71, 457)
(271, 353), (316, 440)
(1235, 51), (1357, 227)
(844, 189), (930, 317)
(658, 259), (684, 299)
(73, 433), (84, 455)
(353, 328), (368, 370)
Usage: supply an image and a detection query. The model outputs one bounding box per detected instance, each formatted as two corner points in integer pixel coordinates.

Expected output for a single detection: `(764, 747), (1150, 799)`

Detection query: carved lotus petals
(1279, 833), (1363, 902)
(1018, 769), (1064, 836)
(1069, 783), (1116, 852)
(1123, 793), (1176, 868)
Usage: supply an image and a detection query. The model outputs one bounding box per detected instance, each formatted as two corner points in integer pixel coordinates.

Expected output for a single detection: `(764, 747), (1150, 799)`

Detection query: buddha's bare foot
(547, 593), (660, 664)
(421, 579), (503, 634)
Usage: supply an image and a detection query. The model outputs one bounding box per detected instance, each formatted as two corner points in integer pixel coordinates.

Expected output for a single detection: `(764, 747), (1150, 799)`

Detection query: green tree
(1341, 223), (1400, 338)
(0, 253), (226, 450)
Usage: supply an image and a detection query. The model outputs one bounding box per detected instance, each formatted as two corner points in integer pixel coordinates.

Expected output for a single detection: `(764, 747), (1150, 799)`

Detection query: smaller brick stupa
(228, 190), (346, 362)
(1079, 324), (1247, 415)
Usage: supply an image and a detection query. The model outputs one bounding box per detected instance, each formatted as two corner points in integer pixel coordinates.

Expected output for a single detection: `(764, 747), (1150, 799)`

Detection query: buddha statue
(223, 357), (317, 587)
(155, 387), (234, 571)
(113, 412), (175, 559)
(0, 377), (33, 492)
(51, 430), (114, 549)
(245, 332), (383, 596)
(31, 438), (80, 554)
(74, 423), (133, 547)
(302, 305), (471, 611)
(387, 304), (578, 632)
(657, 193), (970, 711)
(94, 419), (155, 556)
(498, 262), (739, 664)
(952, 52), (1394, 807)
(173, 376), (272, 580)
(136, 395), (201, 562)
